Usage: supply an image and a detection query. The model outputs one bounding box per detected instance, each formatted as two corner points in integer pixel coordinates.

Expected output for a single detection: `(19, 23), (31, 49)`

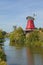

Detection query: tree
(2, 31), (6, 36)
(10, 27), (25, 46)
(0, 30), (4, 39)
(0, 30), (5, 43)
(39, 28), (43, 32)
(13, 26), (17, 31)
(25, 31), (39, 47)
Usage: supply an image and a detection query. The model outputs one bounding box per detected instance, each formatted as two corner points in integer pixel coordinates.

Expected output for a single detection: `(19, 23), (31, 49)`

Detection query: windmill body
(25, 16), (35, 33)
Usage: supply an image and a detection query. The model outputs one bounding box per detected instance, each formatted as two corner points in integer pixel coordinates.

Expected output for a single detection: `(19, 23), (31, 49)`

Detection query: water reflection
(3, 40), (43, 65)
(33, 54), (43, 65)
(3, 46), (27, 65)
(26, 48), (34, 65)
(31, 47), (43, 65)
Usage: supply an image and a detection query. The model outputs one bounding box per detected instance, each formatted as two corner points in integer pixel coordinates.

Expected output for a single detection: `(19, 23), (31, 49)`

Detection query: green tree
(2, 31), (6, 36)
(0, 30), (4, 39)
(10, 27), (25, 46)
(0, 30), (5, 43)
(25, 31), (39, 47)
(39, 28), (43, 32)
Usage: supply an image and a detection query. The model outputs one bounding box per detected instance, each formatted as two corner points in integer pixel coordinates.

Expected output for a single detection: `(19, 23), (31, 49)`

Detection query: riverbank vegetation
(10, 27), (25, 47)
(9, 27), (43, 47)
(0, 27), (43, 65)
(0, 47), (7, 65)
(0, 27), (43, 47)
(0, 29), (7, 65)
(0, 30), (6, 43)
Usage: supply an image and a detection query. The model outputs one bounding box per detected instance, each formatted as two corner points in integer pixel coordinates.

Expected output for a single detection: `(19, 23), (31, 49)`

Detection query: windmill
(25, 14), (36, 33)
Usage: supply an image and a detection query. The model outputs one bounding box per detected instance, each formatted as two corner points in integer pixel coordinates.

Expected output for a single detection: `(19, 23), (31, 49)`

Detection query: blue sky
(0, 0), (43, 32)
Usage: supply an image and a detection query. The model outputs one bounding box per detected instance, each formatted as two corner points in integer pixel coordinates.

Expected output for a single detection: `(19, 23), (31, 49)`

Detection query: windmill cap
(26, 16), (34, 20)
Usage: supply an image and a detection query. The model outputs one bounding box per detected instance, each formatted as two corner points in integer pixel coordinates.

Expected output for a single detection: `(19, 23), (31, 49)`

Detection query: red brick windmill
(25, 16), (35, 33)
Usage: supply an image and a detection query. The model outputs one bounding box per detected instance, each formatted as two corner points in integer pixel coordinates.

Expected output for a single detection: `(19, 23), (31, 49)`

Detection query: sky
(0, 0), (43, 32)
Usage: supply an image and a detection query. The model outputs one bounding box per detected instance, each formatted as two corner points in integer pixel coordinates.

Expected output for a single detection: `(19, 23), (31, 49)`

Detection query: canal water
(3, 39), (43, 65)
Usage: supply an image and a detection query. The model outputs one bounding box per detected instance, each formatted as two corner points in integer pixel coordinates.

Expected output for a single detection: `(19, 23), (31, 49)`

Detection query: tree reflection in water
(26, 47), (34, 65)
(26, 47), (43, 65)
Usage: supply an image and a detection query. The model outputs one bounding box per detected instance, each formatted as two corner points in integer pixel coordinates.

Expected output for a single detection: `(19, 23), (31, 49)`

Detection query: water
(3, 39), (43, 65)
